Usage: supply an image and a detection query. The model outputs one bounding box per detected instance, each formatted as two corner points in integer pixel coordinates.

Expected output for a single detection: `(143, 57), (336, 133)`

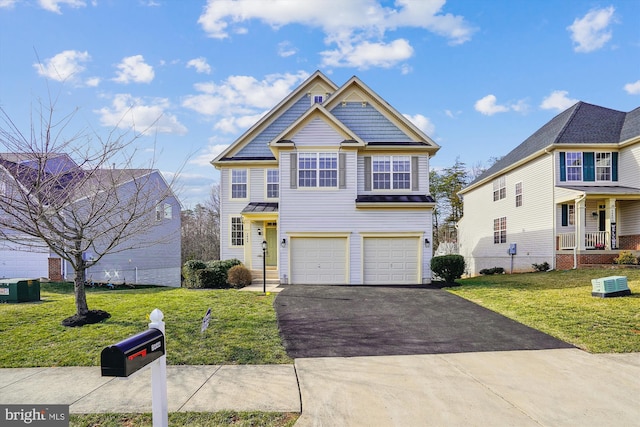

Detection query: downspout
(574, 192), (587, 269)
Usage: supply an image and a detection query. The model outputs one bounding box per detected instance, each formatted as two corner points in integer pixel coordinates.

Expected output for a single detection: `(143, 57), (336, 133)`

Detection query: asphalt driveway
(274, 285), (573, 358)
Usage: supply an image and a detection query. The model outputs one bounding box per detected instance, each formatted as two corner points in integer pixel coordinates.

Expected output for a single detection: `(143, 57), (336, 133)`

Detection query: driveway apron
(274, 285), (572, 358)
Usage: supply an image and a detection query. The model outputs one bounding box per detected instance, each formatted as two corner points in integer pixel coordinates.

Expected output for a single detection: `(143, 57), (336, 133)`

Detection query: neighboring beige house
(213, 71), (440, 285)
(458, 102), (640, 275)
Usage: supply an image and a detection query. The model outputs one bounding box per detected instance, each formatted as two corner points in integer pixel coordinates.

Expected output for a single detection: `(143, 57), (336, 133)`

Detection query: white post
(149, 308), (168, 427)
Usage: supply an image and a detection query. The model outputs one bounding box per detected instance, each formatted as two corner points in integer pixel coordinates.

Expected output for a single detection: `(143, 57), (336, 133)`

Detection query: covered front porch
(240, 202), (280, 283)
(555, 187), (640, 269)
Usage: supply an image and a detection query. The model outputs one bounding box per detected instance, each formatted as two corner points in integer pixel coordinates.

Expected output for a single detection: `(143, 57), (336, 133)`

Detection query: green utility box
(591, 275), (631, 298)
(0, 278), (40, 303)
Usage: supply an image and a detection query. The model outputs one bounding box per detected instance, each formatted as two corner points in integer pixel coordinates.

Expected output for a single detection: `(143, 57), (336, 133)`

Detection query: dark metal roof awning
(242, 202), (279, 213)
(355, 194), (435, 203)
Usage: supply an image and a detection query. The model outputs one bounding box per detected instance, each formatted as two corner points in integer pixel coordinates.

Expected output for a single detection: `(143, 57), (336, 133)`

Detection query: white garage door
(291, 237), (347, 284)
(0, 244), (49, 279)
(363, 237), (419, 285)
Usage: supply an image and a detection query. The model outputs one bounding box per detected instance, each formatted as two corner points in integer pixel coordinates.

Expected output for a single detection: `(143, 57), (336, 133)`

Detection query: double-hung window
(493, 176), (506, 201)
(493, 217), (507, 244)
(596, 153), (611, 181)
(372, 156), (411, 190)
(566, 153), (582, 181)
(231, 216), (244, 246)
(231, 170), (247, 199)
(266, 169), (279, 198)
(298, 153), (337, 188)
(515, 182), (522, 207)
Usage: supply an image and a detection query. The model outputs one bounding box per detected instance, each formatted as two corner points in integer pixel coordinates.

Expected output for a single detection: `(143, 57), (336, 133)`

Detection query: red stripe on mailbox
(128, 349), (147, 360)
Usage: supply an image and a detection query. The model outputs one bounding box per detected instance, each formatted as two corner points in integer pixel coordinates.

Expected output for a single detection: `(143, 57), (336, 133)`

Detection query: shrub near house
(182, 259), (243, 288)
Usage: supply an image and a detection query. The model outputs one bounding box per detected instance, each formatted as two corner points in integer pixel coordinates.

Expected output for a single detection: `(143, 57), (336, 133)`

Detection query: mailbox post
(101, 308), (168, 427)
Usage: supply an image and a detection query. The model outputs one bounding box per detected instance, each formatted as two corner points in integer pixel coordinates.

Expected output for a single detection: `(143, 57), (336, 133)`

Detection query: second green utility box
(0, 278), (40, 303)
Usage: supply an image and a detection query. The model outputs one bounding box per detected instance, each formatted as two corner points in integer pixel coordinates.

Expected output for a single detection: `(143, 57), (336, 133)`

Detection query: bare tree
(0, 100), (177, 326)
(181, 184), (220, 262)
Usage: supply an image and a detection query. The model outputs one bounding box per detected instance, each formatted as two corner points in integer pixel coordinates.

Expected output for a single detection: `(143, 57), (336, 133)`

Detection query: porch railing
(558, 231), (609, 250)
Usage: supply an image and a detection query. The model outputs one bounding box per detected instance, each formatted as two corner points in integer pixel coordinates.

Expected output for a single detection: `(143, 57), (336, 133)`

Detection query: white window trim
(493, 217), (507, 244)
(565, 152), (583, 181)
(230, 216), (244, 247)
(595, 152), (611, 181)
(265, 168), (279, 199)
(371, 155), (411, 191)
(515, 182), (522, 207)
(493, 176), (506, 201)
(230, 169), (249, 200)
(298, 152), (338, 189)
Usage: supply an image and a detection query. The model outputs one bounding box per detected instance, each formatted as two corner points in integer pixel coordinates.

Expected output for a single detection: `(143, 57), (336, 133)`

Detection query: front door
(266, 227), (277, 266)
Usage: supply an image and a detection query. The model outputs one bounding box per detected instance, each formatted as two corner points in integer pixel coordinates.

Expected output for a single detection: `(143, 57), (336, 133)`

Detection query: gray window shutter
(411, 156), (419, 191)
(290, 153), (297, 189)
(339, 153), (346, 189)
(364, 156), (371, 191)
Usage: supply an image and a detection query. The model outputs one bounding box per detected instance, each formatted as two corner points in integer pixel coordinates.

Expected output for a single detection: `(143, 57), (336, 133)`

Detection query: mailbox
(101, 328), (165, 377)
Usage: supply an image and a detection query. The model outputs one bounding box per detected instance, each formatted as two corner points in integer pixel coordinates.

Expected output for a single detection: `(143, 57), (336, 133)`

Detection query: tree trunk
(73, 254), (89, 316)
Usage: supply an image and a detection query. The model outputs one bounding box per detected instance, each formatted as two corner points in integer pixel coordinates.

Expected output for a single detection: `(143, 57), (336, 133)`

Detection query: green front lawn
(0, 283), (291, 367)
(451, 268), (640, 353)
(70, 411), (299, 427)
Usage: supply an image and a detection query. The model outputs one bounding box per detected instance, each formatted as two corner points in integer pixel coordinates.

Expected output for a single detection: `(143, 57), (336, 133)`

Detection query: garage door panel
(364, 237), (419, 285)
(291, 237), (347, 285)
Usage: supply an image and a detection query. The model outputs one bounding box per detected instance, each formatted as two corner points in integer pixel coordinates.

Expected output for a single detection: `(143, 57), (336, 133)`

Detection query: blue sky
(1, 0), (639, 207)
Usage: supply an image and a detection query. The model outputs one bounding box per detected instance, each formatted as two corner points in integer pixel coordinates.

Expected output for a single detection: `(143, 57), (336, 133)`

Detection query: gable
(213, 71), (338, 163)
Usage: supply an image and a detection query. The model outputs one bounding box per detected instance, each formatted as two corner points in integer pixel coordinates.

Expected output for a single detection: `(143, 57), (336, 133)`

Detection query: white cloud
(0, 0), (18, 9)
(403, 113), (435, 136)
(474, 95), (509, 116)
(624, 80), (640, 95)
(540, 90), (579, 111)
(197, 0), (475, 69)
(85, 76), (100, 87)
(34, 50), (90, 83)
(182, 71), (309, 134)
(189, 142), (231, 166)
(567, 6), (615, 53)
(321, 39), (413, 69)
(474, 95), (529, 116)
(277, 41), (298, 58)
(186, 57), (212, 74)
(113, 55), (155, 84)
(38, 0), (85, 14)
(96, 94), (187, 135)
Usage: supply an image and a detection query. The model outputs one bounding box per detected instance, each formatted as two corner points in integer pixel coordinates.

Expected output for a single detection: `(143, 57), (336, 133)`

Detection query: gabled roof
(212, 71), (338, 164)
(463, 102), (639, 192)
(212, 71), (440, 166)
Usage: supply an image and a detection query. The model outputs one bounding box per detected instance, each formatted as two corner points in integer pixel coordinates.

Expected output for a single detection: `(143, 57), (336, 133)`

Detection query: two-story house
(213, 71), (439, 285)
(458, 102), (640, 275)
(0, 153), (181, 287)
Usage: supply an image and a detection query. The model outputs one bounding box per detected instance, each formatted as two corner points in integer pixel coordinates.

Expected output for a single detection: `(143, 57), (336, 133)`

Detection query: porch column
(576, 197), (586, 251)
(607, 198), (617, 249)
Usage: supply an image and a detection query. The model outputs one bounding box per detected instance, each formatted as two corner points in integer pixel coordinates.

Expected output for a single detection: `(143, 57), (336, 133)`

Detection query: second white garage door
(290, 237), (347, 284)
(363, 237), (420, 285)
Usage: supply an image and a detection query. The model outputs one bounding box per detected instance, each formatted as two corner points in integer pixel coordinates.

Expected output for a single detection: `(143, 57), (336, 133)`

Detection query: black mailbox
(101, 328), (165, 377)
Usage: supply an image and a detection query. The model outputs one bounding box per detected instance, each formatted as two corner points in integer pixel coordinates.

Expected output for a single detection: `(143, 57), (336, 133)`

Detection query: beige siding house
(458, 102), (640, 275)
(213, 71), (440, 285)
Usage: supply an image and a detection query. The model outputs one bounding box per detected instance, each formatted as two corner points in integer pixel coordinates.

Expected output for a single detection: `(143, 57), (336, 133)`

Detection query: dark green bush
(182, 260), (207, 288)
(431, 255), (466, 284)
(227, 265), (253, 289)
(194, 267), (225, 289)
(532, 262), (551, 272)
(479, 267), (505, 275)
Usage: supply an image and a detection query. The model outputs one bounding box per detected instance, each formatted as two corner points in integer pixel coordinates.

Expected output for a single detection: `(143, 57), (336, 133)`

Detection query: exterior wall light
(257, 228), (262, 236)
(281, 238), (286, 248)
(425, 238), (430, 248)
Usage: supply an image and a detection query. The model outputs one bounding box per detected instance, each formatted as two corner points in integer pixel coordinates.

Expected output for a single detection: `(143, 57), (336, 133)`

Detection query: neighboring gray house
(0, 153), (181, 287)
(458, 102), (640, 275)
(213, 71), (440, 285)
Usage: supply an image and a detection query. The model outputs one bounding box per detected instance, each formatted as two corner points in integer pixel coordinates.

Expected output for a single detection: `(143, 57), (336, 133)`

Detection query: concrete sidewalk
(0, 364), (300, 414)
(1, 349), (640, 426)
